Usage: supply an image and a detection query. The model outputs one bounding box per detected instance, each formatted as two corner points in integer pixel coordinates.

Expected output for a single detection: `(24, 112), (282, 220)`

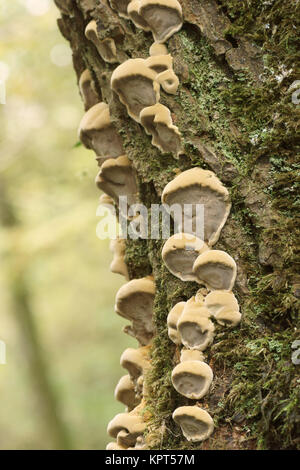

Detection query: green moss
(124, 238), (152, 280)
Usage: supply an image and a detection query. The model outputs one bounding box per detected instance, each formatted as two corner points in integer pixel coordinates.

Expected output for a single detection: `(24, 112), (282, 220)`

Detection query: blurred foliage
(0, 0), (134, 449)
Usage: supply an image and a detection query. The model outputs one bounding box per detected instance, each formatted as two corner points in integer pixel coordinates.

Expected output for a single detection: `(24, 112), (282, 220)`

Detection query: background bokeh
(0, 0), (135, 449)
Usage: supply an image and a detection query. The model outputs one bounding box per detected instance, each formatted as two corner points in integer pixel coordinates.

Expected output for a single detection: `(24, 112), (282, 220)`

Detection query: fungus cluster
(74, 0), (242, 449)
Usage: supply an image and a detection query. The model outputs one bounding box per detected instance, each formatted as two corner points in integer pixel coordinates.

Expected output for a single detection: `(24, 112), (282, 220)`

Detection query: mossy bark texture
(54, 0), (299, 450)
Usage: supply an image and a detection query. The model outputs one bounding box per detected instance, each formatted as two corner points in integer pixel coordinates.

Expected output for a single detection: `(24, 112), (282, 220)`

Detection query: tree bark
(54, 0), (299, 450)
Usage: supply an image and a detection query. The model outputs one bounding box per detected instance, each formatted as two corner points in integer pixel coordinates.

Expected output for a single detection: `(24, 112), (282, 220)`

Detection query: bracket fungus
(149, 42), (168, 56)
(132, 435), (147, 450)
(110, 237), (129, 279)
(115, 276), (155, 345)
(140, 103), (182, 156)
(193, 250), (237, 291)
(78, 102), (124, 164)
(215, 307), (242, 327)
(85, 20), (118, 63)
(161, 168), (231, 246)
(183, 296), (212, 318)
(120, 347), (150, 380)
(127, 0), (151, 30)
(138, 0), (183, 43)
(167, 301), (185, 344)
(195, 287), (209, 305)
(111, 59), (160, 122)
(79, 69), (98, 111)
(145, 54), (179, 94)
(111, 56), (178, 122)
(95, 155), (138, 209)
(109, 0), (131, 18)
(172, 360), (213, 399)
(114, 374), (139, 410)
(177, 304), (215, 351)
(162, 233), (209, 282)
(180, 348), (205, 363)
(99, 193), (115, 207)
(172, 406), (214, 442)
(106, 441), (127, 450)
(204, 290), (241, 326)
(136, 375), (145, 401)
(98, 194), (117, 221)
(107, 410), (146, 448)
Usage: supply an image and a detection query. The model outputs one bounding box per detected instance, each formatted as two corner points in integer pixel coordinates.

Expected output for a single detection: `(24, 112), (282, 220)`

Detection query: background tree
(54, 0), (299, 450)
(0, 1), (131, 449)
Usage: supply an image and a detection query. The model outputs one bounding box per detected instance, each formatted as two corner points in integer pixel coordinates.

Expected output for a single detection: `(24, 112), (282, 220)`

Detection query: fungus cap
(114, 374), (139, 409)
(162, 233), (209, 282)
(133, 435), (146, 450)
(195, 287), (209, 304)
(111, 59), (160, 122)
(127, 0), (151, 30)
(136, 375), (144, 399)
(78, 102), (109, 144)
(149, 43), (168, 56)
(120, 346), (150, 380)
(144, 55), (179, 94)
(106, 441), (127, 450)
(139, 0), (183, 43)
(193, 250), (237, 291)
(177, 309), (215, 351)
(215, 307), (242, 327)
(204, 290), (239, 316)
(180, 349), (205, 363)
(161, 168), (231, 246)
(79, 69), (98, 110)
(115, 277), (155, 345)
(107, 411), (145, 448)
(171, 360), (213, 399)
(172, 406), (214, 442)
(95, 155), (138, 209)
(85, 20), (118, 63)
(99, 193), (115, 206)
(140, 103), (182, 156)
(78, 102), (124, 160)
(167, 301), (186, 344)
(109, 238), (129, 279)
(183, 296), (212, 318)
(85, 20), (98, 42)
(98, 193), (116, 219)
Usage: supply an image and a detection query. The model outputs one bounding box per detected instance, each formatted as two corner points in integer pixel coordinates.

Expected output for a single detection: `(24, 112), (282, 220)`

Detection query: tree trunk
(54, 0), (299, 450)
